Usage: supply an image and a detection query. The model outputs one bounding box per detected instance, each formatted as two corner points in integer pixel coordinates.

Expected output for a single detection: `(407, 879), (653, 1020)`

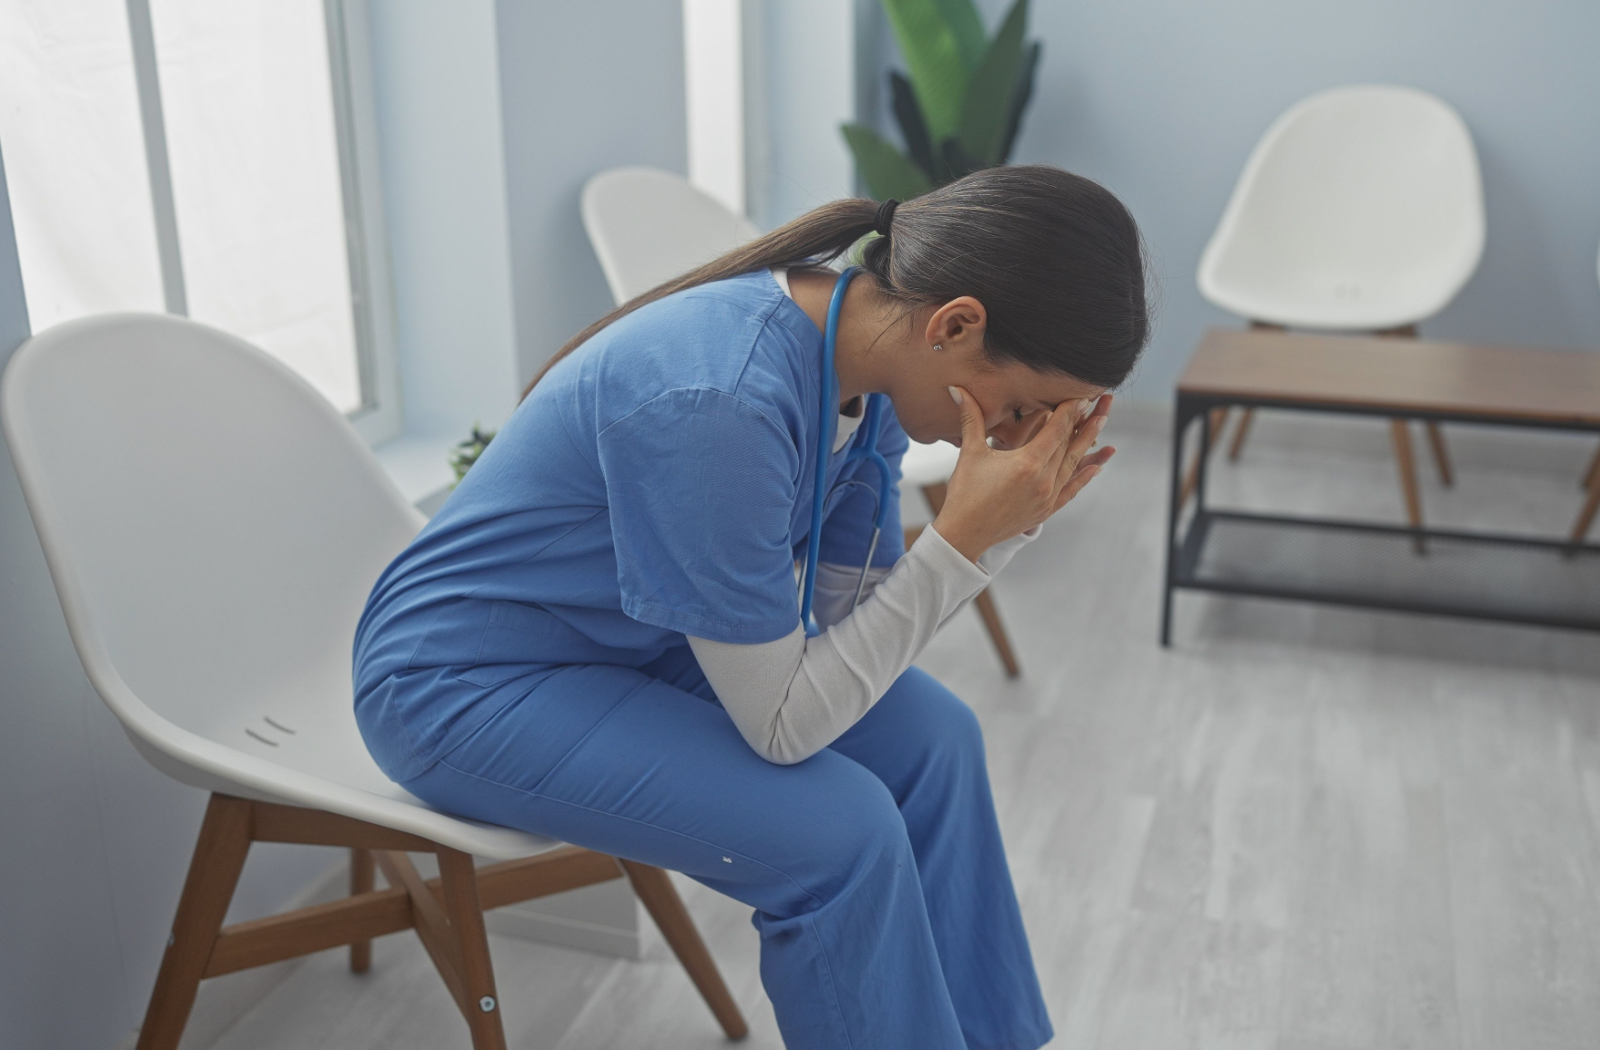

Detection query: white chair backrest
(582, 167), (761, 305)
(2, 313), (423, 795)
(1198, 84), (1485, 330)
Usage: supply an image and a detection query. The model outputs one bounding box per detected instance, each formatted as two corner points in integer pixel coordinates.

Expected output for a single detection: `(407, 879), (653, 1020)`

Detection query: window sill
(373, 429), (458, 516)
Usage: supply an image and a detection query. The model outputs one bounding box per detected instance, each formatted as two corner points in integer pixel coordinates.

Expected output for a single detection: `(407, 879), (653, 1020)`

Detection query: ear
(924, 296), (987, 352)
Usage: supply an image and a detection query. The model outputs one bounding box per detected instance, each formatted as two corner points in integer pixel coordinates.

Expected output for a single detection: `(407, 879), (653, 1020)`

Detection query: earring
(933, 343), (944, 351)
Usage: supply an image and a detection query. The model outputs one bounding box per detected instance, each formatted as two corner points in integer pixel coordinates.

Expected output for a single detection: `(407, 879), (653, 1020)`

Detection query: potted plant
(842, 0), (1041, 200)
(448, 425), (496, 485)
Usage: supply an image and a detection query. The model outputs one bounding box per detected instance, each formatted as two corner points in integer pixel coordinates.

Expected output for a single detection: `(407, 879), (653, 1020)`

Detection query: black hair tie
(873, 198), (899, 237)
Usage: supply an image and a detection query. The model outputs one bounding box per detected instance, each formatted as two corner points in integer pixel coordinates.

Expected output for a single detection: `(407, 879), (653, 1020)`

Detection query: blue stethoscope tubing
(798, 266), (894, 628)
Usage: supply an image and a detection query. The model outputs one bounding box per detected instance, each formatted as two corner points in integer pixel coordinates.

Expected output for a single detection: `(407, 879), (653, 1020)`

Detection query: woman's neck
(786, 268), (898, 406)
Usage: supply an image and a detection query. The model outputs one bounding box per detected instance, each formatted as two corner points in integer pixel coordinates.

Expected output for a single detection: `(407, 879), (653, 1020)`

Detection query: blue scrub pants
(399, 649), (1052, 1050)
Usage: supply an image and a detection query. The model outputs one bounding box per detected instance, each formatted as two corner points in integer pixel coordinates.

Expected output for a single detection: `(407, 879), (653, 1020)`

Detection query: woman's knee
(886, 667), (987, 768)
(779, 762), (915, 899)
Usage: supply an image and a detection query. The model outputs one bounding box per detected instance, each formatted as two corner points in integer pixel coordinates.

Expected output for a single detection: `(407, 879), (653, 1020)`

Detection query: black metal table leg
(1162, 394), (1206, 646)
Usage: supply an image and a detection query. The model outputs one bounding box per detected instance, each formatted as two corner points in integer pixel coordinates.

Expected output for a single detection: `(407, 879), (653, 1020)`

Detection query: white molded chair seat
(2, 313), (557, 861)
(900, 439), (960, 491)
(582, 166), (761, 303)
(1198, 84), (1485, 331)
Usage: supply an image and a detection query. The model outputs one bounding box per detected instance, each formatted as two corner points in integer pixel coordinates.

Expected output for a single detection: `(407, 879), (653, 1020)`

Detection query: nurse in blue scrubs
(354, 165), (1149, 1050)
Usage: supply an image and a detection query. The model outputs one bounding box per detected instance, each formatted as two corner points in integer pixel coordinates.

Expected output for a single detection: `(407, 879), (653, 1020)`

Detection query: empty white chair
(581, 166), (761, 304)
(1194, 84), (1486, 540)
(1, 313), (744, 1050)
(581, 166), (1020, 675)
(1199, 83), (1484, 330)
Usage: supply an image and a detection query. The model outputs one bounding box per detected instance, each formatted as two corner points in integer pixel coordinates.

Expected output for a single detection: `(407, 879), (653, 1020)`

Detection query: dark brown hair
(522, 164), (1149, 397)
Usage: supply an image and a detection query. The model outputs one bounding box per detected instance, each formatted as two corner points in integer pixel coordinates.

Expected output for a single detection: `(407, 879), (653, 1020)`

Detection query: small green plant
(842, 0), (1040, 201)
(449, 425), (496, 485)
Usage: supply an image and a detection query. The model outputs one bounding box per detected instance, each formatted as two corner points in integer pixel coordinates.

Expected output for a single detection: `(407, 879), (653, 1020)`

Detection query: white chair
(582, 167), (1020, 675)
(581, 166), (762, 305)
(1, 314), (745, 1050)
(1194, 84), (1486, 542)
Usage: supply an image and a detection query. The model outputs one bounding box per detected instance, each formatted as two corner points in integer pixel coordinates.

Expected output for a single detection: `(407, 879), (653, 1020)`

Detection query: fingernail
(948, 386), (962, 405)
(1092, 415), (1108, 432)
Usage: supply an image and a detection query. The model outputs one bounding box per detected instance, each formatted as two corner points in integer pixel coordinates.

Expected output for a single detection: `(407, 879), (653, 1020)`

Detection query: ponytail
(524, 165), (1150, 400)
(520, 197), (882, 400)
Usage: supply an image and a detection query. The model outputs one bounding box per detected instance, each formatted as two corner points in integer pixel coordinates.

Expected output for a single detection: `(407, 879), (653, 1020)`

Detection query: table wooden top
(1178, 328), (1600, 427)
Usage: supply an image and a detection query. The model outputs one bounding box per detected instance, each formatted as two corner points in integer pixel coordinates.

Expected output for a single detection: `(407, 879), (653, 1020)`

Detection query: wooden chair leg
(1227, 406), (1255, 461)
(1390, 419), (1426, 554)
(1581, 443), (1600, 492)
(973, 589), (1021, 678)
(1178, 406), (1229, 511)
(1226, 322), (1284, 466)
(437, 849), (508, 1050)
(619, 860), (749, 1040)
(136, 795), (253, 1050)
(1424, 421), (1454, 487)
(1572, 472), (1600, 546)
(349, 847), (373, 973)
(920, 481), (1024, 677)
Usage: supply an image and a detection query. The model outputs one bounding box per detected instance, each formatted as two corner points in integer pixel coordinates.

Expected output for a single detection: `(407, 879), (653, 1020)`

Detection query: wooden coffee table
(1161, 327), (1600, 644)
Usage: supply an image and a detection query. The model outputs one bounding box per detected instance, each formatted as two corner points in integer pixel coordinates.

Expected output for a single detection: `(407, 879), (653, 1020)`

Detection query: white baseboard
(484, 899), (642, 959)
(410, 852), (642, 960)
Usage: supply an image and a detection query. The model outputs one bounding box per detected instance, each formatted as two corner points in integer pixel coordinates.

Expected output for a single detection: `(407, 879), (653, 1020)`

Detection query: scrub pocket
(453, 599), (543, 688)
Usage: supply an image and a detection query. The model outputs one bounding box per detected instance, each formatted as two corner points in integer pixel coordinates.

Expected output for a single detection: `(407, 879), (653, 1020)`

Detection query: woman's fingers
(1031, 398), (1081, 472)
(949, 386), (989, 456)
(1054, 401), (1111, 487)
(1011, 406), (1055, 447)
(1051, 446), (1115, 513)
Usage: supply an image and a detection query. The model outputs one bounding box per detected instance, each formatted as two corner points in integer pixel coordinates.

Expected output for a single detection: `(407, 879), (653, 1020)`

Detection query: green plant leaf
(956, 0), (1029, 167)
(998, 40), (1041, 164)
(928, 0), (987, 71)
(841, 123), (934, 201)
(889, 71), (939, 183)
(883, 0), (969, 142)
(939, 137), (984, 182)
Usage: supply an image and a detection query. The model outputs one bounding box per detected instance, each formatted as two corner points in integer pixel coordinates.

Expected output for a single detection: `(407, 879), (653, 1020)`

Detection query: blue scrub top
(354, 270), (907, 778)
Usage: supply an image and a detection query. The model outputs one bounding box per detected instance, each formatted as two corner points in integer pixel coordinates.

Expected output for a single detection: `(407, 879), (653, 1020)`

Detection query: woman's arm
(690, 523), (1016, 765)
(695, 388), (1108, 765)
(809, 524), (1039, 629)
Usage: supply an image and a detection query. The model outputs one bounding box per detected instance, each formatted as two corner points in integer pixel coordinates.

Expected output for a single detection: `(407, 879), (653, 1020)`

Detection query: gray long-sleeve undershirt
(688, 524), (1036, 764)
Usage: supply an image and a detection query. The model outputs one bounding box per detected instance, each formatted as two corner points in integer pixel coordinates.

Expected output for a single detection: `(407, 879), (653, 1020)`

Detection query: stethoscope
(797, 266), (894, 628)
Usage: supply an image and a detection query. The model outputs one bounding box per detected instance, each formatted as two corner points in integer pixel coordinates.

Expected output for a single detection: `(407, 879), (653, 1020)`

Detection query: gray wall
(878, 0), (1600, 401)
(494, 0), (689, 381)
(0, 152), (338, 1048)
(368, 0), (522, 440)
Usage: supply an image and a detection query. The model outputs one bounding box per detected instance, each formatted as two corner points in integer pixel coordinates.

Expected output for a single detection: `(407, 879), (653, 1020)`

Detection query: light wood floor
(200, 414), (1600, 1050)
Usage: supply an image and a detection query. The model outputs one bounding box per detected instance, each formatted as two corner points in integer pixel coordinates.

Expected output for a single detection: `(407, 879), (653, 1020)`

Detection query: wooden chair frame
(906, 481), (1021, 678)
(136, 794), (748, 1050)
(1573, 443), (1600, 545)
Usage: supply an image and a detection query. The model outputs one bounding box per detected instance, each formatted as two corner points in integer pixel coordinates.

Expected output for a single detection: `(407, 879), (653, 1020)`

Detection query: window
(0, 0), (399, 439)
(682, 0), (745, 216)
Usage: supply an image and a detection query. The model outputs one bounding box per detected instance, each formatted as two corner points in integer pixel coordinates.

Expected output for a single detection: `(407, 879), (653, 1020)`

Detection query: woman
(354, 165), (1149, 1049)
